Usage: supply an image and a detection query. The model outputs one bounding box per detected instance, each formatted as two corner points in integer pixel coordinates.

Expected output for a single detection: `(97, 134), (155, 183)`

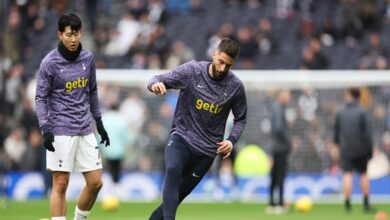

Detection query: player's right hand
(43, 132), (55, 152)
(151, 82), (166, 95)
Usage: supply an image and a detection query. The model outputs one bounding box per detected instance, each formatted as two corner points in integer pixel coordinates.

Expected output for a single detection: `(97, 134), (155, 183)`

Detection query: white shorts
(46, 133), (102, 172)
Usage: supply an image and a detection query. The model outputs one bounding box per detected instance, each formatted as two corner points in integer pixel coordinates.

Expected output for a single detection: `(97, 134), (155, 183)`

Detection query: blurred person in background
(266, 89), (291, 214)
(98, 102), (132, 197)
(147, 38), (247, 220)
(4, 126), (27, 171)
(334, 87), (374, 213)
(35, 14), (110, 220)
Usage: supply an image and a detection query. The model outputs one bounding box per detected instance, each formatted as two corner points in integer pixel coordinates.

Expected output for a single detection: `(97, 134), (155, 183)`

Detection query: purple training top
(35, 48), (101, 136)
(147, 60), (247, 158)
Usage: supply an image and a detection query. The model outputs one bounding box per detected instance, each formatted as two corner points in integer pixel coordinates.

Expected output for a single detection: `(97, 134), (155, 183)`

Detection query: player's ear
(211, 50), (217, 59)
(57, 31), (62, 40)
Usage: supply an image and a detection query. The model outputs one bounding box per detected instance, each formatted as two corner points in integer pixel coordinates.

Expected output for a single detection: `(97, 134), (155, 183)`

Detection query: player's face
(58, 26), (81, 51)
(211, 51), (235, 80)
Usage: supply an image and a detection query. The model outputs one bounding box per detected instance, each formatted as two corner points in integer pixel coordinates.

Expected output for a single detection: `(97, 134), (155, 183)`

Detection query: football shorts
(46, 133), (102, 172)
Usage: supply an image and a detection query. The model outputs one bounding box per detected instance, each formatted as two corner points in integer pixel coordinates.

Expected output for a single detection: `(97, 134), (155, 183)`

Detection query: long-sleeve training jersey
(334, 101), (373, 159)
(147, 60), (247, 158)
(35, 48), (101, 135)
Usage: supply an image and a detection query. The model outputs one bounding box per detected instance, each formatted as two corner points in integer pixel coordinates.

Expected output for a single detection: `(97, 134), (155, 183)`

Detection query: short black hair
(58, 13), (82, 33)
(348, 87), (361, 100)
(217, 38), (240, 59)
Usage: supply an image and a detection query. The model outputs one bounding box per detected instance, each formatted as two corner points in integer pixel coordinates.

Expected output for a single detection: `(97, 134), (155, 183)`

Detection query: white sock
(52, 217), (66, 220)
(74, 206), (90, 220)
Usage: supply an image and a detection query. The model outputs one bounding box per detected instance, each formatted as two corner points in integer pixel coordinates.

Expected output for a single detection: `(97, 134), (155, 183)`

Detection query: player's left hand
(217, 140), (233, 159)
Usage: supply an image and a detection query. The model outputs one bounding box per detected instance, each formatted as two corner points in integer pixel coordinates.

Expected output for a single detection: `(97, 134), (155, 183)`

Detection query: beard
(212, 63), (228, 81)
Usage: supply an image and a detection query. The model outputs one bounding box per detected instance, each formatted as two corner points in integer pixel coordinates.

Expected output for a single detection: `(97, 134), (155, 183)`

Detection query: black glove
(96, 117), (110, 147)
(368, 149), (373, 160)
(43, 132), (55, 152)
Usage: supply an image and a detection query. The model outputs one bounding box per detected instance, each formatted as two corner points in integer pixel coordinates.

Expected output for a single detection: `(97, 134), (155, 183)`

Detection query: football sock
(52, 217), (66, 220)
(363, 196), (369, 207)
(74, 206), (90, 220)
(345, 198), (351, 211)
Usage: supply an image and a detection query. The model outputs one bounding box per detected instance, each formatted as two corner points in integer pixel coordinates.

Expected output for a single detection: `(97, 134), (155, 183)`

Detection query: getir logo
(65, 77), (88, 92)
(196, 98), (223, 114)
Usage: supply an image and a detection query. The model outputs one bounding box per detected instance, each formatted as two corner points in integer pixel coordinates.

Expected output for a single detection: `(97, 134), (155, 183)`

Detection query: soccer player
(35, 14), (110, 220)
(266, 89), (291, 214)
(147, 38), (247, 220)
(334, 88), (374, 212)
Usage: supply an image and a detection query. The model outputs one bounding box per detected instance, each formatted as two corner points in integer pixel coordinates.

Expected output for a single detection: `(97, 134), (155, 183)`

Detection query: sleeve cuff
(227, 136), (237, 146)
(40, 124), (52, 134)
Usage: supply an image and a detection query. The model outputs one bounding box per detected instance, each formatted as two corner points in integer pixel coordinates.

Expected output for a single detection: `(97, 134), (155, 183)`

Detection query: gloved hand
(43, 132), (55, 152)
(368, 149), (373, 160)
(96, 117), (110, 147)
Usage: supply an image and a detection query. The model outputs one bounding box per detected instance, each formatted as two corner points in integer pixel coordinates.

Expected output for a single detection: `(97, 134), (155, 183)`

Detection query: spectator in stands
(334, 87), (375, 213)
(299, 46), (316, 69)
(363, 32), (388, 58)
(164, 40), (195, 69)
(340, 0), (363, 47)
(236, 26), (258, 69)
(104, 13), (140, 56)
(266, 89), (291, 214)
(319, 18), (339, 47)
(4, 126), (27, 171)
(308, 37), (329, 69)
(257, 18), (278, 55)
(1, 6), (22, 65)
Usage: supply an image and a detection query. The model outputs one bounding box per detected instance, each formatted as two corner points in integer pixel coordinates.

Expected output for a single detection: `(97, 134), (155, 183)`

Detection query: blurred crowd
(1, 0), (390, 174)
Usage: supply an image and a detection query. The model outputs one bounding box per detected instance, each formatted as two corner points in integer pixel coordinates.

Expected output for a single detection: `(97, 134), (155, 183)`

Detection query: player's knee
(54, 180), (69, 194)
(166, 165), (181, 177)
(88, 179), (103, 191)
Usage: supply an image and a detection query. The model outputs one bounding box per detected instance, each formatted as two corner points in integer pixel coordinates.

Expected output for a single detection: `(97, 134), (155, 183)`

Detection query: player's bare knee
(54, 180), (69, 194)
(87, 179), (103, 191)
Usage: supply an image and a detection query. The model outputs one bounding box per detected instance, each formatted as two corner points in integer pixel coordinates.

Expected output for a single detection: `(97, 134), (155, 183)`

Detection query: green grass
(1, 199), (389, 220)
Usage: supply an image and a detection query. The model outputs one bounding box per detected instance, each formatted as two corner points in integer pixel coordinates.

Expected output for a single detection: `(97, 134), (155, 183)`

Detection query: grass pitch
(1, 199), (389, 220)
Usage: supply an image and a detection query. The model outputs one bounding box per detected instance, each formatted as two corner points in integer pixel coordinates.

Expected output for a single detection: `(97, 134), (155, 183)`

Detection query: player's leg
(277, 152), (288, 207)
(357, 157), (373, 212)
(340, 157), (353, 211)
(343, 172), (353, 211)
(74, 134), (103, 220)
(46, 135), (76, 219)
(268, 153), (278, 207)
(148, 154), (213, 220)
(50, 171), (70, 218)
(108, 159), (121, 184)
(360, 172), (372, 211)
(149, 135), (190, 220)
(81, 172), (104, 208)
(177, 149), (214, 202)
(229, 148), (238, 186)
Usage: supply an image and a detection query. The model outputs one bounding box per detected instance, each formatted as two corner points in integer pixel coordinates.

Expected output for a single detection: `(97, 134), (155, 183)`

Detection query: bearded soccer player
(35, 13), (110, 220)
(147, 38), (247, 220)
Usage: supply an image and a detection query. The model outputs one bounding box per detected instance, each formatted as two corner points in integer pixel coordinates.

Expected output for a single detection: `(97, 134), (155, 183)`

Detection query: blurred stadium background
(1, 0), (390, 219)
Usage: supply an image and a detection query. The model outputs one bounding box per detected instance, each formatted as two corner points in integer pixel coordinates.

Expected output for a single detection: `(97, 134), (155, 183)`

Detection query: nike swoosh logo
(197, 85), (204, 88)
(192, 173), (200, 178)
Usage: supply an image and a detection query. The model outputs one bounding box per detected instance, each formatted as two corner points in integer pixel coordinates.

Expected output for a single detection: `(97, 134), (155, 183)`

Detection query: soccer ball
(101, 195), (120, 212)
(375, 211), (388, 220)
(295, 196), (313, 213)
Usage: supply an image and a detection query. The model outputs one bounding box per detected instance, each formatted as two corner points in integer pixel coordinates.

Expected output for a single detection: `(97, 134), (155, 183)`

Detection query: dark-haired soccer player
(334, 87), (374, 213)
(147, 38), (247, 220)
(35, 13), (110, 220)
